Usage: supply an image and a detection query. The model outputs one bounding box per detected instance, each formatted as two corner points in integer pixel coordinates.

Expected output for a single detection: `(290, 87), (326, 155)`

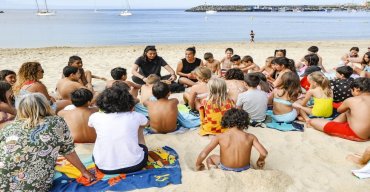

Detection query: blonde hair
(308, 71), (332, 97)
(193, 66), (212, 82)
(14, 62), (41, 95)
(207, 78), (228, 107)
(146, 74), (160, 85)
(16, 93), (53, 128)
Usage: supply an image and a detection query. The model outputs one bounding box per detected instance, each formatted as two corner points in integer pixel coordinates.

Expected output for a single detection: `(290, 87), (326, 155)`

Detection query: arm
(337, 99), (350, 114)
(131, 64), (146, 80)
(125, 81), (142, 89)
(91, 74), (107, 81)
(299, 90), (313, 107)
(176, 61), (188, 78)
(31, 82), (55, 102)
(251, 135), (268, 169)
(0, 102), (16, 115)
(216, 62), (222, 76)
(64, 151), (95, 181)
(163, 64), (177, 81)
(195, 136), (219, 171)
(188, 88), (197, 110)
(268, 89), (275, 105)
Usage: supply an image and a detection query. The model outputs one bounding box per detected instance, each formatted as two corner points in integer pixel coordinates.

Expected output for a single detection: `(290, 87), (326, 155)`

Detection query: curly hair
(225, 68), (244, 80)
(14, 62), (41, 95)
(96, 86), (135, 113)
(221, 108), (250, 130)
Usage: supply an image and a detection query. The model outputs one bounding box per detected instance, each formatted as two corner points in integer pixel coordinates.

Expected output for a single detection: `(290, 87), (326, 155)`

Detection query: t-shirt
(330, 78), (354, 102)
(134, 56), (168, 77)
(236, 89), (268, 122)
(88, 111), (148, 170)
(181, 58), (201, 74)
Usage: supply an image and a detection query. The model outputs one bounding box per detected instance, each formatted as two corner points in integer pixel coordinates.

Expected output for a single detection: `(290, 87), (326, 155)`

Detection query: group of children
(1, 45), (370, 176)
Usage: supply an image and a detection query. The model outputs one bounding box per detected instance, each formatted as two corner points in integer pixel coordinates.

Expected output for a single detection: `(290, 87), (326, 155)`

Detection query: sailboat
(120, 0), (132, 16)
(35, 0), (55, 16)
(204, 2), (217, 14)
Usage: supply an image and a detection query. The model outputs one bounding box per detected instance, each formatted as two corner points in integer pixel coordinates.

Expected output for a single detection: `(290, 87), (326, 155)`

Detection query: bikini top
(273, 97), (293, 106)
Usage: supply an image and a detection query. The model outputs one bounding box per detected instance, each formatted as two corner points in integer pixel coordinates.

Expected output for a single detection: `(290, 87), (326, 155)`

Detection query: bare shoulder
(57, 110), (67, 117)
(169, 98), (179, 104)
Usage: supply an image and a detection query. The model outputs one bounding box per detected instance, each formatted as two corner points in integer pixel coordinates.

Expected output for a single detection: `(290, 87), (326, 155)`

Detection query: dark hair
(272, 57), (296, 73)
(186, 46), (196, 55)
(254, 72), (270, 93)
(70, 88), (93, 107)
(68, 55), (82, 66)
(221, 108), (250, 130)
(350, 77), (370, 93)
(0, 70), (16, 81)
(350, 47), (359, 52)
(336, 66), (353, 79)
(242, 55), (254, 63)
(143, 45), (157, 60)
(111, 67), (127, 80)
(230, 55), (241, 62)
(361, 52), (370, 65)
(276, 72), (302, 101)
(152, 82), (170, 99)
(274, 49), (286, 57)
(112, 81), (130, 91)
(204, 52), (214, 60)
(245, 73), (260, 88)
(225, 68), (244, 80)
(304, 53), (319, 66)
(0, 81), (12, 103)
(308, 46), (319, 53)
(63, 66), (79, 77)
(225, 48), (234, 54)
(96, 86), (135, 113)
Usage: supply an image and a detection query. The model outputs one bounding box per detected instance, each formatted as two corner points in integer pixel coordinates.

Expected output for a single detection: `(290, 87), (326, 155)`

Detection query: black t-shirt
(181, 58), (201, 74)
(134, 56), (168, 77)
(330, 78), (354, 102)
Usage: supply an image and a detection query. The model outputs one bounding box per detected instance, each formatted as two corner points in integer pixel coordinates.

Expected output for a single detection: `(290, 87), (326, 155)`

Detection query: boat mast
(126, 0), (131, 11)
(35, 0), (40, 12)
(44, 0), (49, 12)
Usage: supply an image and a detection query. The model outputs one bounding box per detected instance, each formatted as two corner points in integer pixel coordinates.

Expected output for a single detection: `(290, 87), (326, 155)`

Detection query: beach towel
(265, 110), (304, 132)
(352, 161), (370, 179)
(51, 146), (182, 191)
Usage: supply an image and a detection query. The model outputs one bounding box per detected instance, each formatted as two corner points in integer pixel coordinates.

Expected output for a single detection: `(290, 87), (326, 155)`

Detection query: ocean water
(0, 9), (370, 48)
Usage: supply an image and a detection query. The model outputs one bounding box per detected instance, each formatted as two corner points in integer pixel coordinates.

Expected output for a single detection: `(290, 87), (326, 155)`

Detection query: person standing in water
(250, 30), (255, 43)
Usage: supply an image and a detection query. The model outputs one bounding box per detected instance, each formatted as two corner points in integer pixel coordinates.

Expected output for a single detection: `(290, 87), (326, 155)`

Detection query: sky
(1, 0), (367, 9)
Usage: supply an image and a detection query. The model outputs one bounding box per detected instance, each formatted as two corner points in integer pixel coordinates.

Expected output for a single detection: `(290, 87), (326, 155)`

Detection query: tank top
(181, 58), (201, 74)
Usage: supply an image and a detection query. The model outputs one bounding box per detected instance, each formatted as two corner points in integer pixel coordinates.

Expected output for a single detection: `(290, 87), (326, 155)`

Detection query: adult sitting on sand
(341, 47), (361, 66)
(132, 45), (177, 84)
(14, 62), (71, 112)
(309, 78), (370, 142)
(0, 93), (94, 191)
(176, 46), (203, 87)
(58, 88), (97, 143)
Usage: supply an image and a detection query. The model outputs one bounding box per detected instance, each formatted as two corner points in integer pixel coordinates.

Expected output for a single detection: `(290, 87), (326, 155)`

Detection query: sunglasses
(38, 69), (44, 73)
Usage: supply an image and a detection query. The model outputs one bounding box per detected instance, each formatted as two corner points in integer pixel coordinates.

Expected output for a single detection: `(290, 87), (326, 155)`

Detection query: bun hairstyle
(272, 57), (296, 73)
(186, 46), (196, 55)
(304, 53), (319, 66)
(308, 71), (332, 97)
(308, 46), (319, 53)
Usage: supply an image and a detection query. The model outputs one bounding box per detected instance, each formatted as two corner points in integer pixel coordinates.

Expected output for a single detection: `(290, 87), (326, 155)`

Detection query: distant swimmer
(250, 30), (255, 43)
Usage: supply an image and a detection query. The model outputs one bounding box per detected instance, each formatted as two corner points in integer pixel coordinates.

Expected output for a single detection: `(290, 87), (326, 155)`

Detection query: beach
(1, 40), (370, 191)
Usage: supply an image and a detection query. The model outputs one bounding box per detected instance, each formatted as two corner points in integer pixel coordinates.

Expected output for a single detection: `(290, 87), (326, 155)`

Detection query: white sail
(120, 0), (132, 16)
(36, 0), (55, 16)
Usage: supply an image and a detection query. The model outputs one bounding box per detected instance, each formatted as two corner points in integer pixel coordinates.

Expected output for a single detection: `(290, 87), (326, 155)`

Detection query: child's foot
(306, 119), (312, 128)
(346, 154), (365, 166)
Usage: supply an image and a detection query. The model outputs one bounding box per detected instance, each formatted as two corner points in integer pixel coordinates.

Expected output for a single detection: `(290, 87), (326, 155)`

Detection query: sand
(1, 40), (370, 192)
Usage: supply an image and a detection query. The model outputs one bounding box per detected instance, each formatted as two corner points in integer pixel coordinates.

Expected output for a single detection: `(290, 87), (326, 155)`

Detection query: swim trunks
(219, 163), (250, 172)
(323, 121), (367, 142)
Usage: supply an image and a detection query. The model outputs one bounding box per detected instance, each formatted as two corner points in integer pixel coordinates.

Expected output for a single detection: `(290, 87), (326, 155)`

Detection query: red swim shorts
(323, 121), (367, 142)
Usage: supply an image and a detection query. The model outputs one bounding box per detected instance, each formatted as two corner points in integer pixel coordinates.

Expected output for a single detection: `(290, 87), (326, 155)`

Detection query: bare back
(146, 99), (179, 133)
(346, 95), (370, 138)
(218, 129), (254, 168)
(56, 78), (84, 100)
(140, 85), (153, 104)
(58, 107), (98, 143)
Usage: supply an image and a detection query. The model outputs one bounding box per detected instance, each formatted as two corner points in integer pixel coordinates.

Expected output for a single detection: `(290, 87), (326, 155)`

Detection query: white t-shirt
(88, 111), (148, 170)
(236, 89), (268, 122)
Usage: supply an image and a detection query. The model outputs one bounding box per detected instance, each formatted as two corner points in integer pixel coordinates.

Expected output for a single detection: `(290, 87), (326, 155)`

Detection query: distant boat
(35, 0), (55, 16)
(119, 0), (132, 16)
(0, 11), (4, 14)
(205, 10), (217, 14)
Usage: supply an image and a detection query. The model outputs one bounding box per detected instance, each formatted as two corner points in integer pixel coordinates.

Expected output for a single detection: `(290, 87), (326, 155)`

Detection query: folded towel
(352, 161), (370, 179)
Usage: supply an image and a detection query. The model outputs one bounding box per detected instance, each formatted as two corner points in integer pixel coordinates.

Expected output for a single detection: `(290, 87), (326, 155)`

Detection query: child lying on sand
(196, 108), (268, 172)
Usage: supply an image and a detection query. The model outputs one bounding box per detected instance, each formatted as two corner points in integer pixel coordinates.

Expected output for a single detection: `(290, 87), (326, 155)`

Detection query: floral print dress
(0, 116), (75, 192)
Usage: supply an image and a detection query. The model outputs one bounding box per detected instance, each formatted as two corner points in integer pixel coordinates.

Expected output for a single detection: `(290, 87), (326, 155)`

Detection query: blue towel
(265, 110), (304, 132)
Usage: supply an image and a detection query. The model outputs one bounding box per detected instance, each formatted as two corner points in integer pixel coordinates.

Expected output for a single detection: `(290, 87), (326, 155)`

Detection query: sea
(0, 9), (370, 48)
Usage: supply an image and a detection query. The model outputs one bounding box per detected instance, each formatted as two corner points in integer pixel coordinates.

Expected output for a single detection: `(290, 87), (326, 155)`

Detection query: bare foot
(306, 119), (312, 128)
(297, 116), (305, 122)
(346, 154), (365, 165)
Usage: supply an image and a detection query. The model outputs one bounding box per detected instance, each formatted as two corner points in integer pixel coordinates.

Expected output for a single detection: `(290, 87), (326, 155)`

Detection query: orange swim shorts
(323, 121), (367, 142)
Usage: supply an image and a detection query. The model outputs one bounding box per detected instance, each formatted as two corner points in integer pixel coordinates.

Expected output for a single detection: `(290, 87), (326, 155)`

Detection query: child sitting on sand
(330, 66), (354, 107)
(56, 66), (92, 100)
(225, 68), (248, 103)
(106, 67), (141, 98)
(236, 73), (268, 125)
(144, 82), (179, 133)
(268, 72), (301, 123)
(220, 48), (234, 77)
(196, 108), (268, 171)
(203, 52), (221, 76)
(294, 72), (333, 122)
(199, 78), (234, 136)
(230, 55), (244, 71)
(240, 55), (260, 73)
(0, 70), (16, 86)
(58, 88), (97, 143)
(140, 74), (161, 103)
(259, 56), (275, 77)
(309, 78), (370, 141)
(183, 67), (212, 111)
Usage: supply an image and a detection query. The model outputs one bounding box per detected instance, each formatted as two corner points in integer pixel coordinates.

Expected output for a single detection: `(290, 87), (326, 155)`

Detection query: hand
(195, 163), (205, 171)
(100, 77), (107, 81)
(168, 74), (176, 82)
(292, 102), (302, 109)
(81, 170), (96, 182)
(256, 159), (265, 169)
(86, 83), (93, 90)
(142, 77), (148, 83)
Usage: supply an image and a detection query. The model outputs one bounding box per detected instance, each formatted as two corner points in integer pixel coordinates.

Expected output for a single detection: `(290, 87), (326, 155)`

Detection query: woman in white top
(88, 82), (149, 174)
